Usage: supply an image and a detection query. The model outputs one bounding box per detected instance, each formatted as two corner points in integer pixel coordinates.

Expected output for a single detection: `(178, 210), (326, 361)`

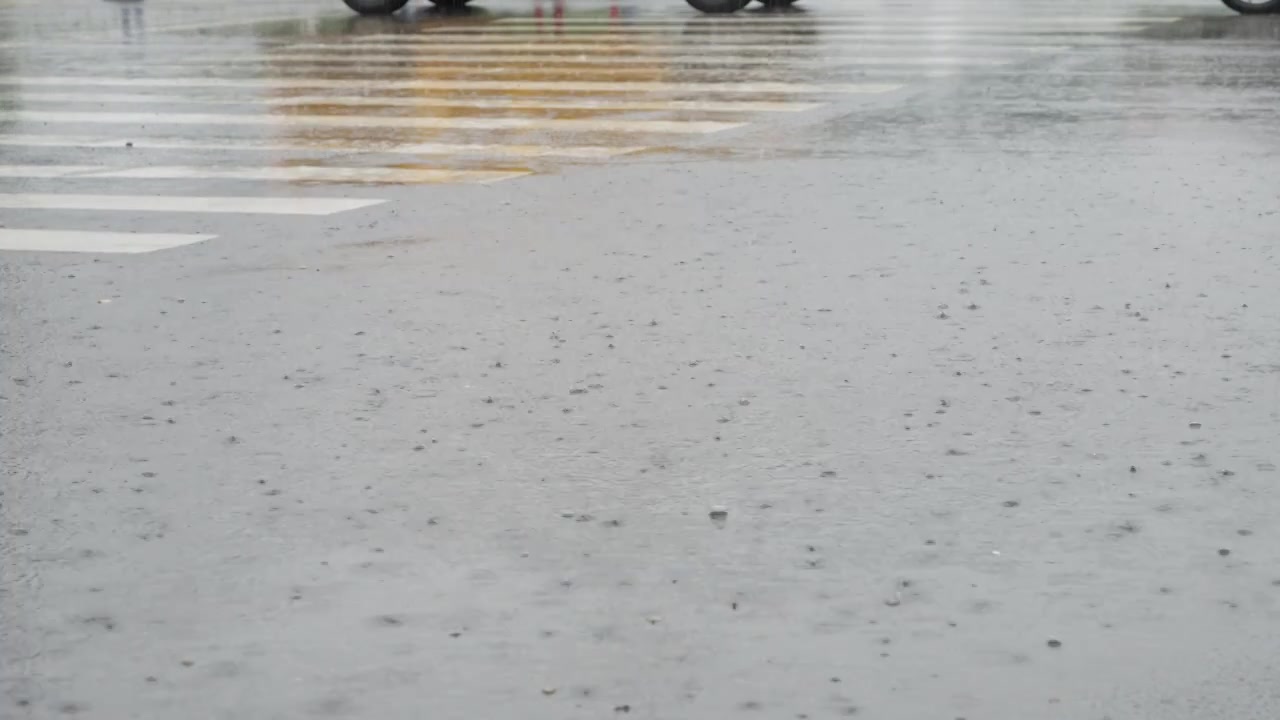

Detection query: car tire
(757, 0), (798, 6)
(686, 0), (751, 13)
(428, 0), (471, 6)
(342, 0), (411, 14)
(1220, 0), (1280, 13)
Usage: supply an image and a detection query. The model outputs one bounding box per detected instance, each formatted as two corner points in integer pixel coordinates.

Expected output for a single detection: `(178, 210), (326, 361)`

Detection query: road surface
(3, 1), (1280, 718)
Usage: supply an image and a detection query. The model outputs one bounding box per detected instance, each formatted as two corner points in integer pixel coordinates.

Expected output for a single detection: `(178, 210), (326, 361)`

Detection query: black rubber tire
(757, 0), (798, 5)
(686, 0), (751, 13)
(428, 0), (471, 6)
(342, 0), (410, 15)
(1221, 0), (1280, 13)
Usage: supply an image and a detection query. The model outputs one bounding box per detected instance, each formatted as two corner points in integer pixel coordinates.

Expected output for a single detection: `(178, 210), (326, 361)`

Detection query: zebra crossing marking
(6, 77), (902, 95)
(1, 110), (746, 135)
(0, 164), (529, 184)
(0, 193), (384, 215)
(1, 7), (1161, 254)
(0, 228), (216, 254)
(8, 91), (824, 114)
(207, 52), (1014, 67)
(0, 133), (646, 159)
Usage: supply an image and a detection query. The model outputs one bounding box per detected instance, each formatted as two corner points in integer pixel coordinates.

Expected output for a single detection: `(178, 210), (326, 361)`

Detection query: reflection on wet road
(0, 0), (1239, 253)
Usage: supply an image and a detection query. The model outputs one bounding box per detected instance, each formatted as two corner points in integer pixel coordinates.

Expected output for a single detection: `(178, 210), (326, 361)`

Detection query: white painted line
(267, 95), (820, 113)
(0, 133), (646, 158)
(0, 163), (527, 184)
(107, 64), (941, 80)
(0, 193), (385, 215)
(9, 91), (820, 113)
(8, 91), (241, 106)
(90, 165), (530, 184)
(0, 165), (103, 178)
(1, 110), (744, 135)
(393, 141), (636, 158)
(214, 52), (1011, 67)
(0, 228), (216, 254)
(8, 77), (901, 95)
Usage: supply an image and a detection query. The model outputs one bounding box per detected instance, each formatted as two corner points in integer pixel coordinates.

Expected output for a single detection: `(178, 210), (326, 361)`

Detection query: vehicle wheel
(428, 0), (470, 6)
(686, 0), (751, 13)
(1220, 0), (1280, 13)
(342, 0), (410, 15)
(757, 0), (798, 5)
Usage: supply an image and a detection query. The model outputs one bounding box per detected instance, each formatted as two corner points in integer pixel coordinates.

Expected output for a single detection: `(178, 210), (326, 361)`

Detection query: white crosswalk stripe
(2, 110), (747, 134)
(0, 164), (529, 183)
(9, 91), (824, 113)
(0, 194), (385, 214)
(0, 133), (647, 158)
(0, 228), (217, 254)
(6, 77), (901, 94)
(200, 53), (1015, 67)
(0, 9), (1179, 254)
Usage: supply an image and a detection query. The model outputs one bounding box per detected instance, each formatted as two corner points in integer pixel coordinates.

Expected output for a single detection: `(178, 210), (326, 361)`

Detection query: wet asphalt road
(4, 0), (1280, 718)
